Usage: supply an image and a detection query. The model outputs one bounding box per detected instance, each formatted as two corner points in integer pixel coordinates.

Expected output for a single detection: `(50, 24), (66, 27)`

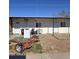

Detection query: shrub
(31, 44), (42, 53)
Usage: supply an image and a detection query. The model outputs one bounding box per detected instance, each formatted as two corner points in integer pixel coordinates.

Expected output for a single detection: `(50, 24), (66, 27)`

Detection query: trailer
(9, 35), (39, 53)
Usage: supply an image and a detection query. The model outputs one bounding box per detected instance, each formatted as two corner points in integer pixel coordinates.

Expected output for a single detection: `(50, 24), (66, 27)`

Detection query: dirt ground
(38, 34), (70, 53)
(26, 52), (70, 59)
(26, 34), (70, 59)
(9, 33), (70, 54)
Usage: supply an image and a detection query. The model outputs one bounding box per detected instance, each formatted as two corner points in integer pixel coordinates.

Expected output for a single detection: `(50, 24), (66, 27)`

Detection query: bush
(31, 44), (42, 53)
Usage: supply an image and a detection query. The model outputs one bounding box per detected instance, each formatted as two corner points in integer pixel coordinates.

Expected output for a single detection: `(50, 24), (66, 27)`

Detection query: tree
(58, 10), (70, 17)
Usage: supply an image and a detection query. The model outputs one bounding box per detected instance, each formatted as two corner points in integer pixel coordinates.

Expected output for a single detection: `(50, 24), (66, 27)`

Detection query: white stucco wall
(12, 28), (21, 34)
(12, 27), (70, 35)
(48, 28), (53, 34)
(59, 27), (70, 33)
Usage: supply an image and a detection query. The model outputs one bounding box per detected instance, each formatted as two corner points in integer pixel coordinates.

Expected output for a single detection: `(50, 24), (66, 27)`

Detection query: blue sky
(9, 0), (70, 17)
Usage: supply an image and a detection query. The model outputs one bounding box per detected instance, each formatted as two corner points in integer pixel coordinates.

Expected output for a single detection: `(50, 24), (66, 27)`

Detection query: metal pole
(53, 18), (54, 36)
(53, 19), (54, 36)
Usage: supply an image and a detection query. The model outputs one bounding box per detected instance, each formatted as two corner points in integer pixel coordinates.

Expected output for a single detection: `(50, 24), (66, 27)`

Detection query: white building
(9, 17), (70, 35)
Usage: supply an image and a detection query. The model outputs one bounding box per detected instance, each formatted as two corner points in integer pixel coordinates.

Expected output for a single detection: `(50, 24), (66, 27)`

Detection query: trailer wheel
(15, 43), (23, 53)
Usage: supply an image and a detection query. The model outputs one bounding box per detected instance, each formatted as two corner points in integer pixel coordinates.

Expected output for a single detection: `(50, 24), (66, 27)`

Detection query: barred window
(61, 22), (66, 27)
(36, 23), (41, 27)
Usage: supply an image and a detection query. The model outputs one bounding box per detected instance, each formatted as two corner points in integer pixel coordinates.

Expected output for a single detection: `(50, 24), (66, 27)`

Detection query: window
(61, 22), (66, 27)
(36, 23), (41, 27)
(16, 22), (20, 24)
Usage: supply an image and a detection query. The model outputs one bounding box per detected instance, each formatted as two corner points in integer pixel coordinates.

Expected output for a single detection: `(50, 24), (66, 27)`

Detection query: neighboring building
(9, 17), (70, 35)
